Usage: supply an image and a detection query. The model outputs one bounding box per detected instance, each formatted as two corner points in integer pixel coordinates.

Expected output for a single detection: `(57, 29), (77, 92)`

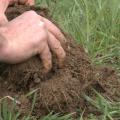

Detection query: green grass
(0, 0), (120, 119)
(1, 91), (120, 120)
(36, 0), (120, 71)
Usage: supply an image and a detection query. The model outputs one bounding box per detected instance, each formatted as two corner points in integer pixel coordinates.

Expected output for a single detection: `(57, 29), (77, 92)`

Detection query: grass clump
(1, 91), (120, 120)
(36, 0), (120, 71)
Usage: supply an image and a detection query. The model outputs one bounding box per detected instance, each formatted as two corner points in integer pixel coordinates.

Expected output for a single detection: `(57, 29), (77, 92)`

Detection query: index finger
(48, 31), (66, 68)
(40, 16), (66, 43)
(26, 0), (34, 6)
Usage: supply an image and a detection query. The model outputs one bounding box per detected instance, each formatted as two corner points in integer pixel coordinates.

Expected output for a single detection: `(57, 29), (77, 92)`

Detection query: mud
(0, 5), (120, 117)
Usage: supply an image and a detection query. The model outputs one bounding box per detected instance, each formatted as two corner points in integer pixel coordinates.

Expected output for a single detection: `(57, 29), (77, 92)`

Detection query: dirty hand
(0, 11), (66, 72)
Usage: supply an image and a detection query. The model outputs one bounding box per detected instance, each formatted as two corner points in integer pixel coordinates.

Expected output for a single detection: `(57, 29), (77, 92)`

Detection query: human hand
(0, 11), (66, 72)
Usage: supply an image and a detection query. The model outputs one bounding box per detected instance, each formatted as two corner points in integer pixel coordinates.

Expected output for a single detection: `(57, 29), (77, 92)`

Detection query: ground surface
(0, 5), (120, 118)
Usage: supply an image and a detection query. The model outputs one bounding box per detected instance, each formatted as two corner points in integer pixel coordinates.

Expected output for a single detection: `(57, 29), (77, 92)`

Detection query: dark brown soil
(0, 4), (120, 117)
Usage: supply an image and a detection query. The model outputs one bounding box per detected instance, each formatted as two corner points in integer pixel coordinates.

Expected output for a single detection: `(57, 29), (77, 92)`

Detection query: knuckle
(25, 10), (38, 17)
(53, 42), (61, 49)
(56, 45), (66, 59)
(38, 21), (46, 28)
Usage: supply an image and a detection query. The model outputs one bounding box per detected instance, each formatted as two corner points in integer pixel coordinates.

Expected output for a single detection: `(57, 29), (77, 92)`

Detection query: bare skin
(0, 0), (66, 72)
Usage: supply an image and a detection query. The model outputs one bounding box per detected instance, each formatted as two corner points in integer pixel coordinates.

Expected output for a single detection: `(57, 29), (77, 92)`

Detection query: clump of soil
(0, 4), (120, 117)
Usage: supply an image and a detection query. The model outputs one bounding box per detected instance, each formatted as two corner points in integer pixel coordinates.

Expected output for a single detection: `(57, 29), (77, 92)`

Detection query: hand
(0, 11), (66, 72)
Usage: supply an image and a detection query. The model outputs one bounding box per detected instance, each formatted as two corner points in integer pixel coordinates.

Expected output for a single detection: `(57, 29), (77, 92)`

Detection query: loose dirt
(0, 4), (120, 117)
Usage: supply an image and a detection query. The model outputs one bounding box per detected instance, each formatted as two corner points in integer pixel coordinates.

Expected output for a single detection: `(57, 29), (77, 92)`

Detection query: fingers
(9, 0), (34, 6)
(39, 44), (52, 73)
(39, 16), (66, 43)
(18, 0), (34, 5)
(26, 0), (34, 6)
(9, 0), (19, 5)
(39, 30), (66, 72)
(18, 0), (27, 4)
(47, 31), (66, 68)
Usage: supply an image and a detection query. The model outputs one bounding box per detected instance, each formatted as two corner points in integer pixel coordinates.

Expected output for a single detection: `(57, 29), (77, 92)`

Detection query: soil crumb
(0, 4), (120, 117)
